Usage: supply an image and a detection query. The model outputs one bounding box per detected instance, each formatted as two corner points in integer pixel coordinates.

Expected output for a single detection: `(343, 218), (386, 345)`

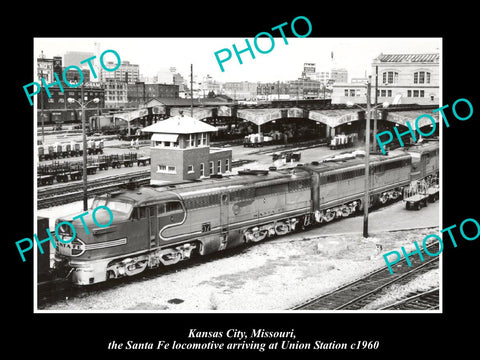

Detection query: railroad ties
(379, 288), (440, 310)
(291, 242), (440, 311)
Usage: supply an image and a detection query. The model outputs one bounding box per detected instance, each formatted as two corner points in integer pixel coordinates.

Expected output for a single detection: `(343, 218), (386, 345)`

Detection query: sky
(34, 37), (441, 84)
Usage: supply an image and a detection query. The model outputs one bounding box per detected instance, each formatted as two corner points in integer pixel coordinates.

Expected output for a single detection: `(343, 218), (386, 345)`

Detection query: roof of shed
(374, 53), (439, 63)
(141, 115), (218, 134)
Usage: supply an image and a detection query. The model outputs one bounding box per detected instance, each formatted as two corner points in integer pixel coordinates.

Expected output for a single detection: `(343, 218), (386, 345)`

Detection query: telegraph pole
(373, 66), (379, 152)
(363, 76), (372, 238)
(190, 64), (193, 117)
(81, 82), (88, 211)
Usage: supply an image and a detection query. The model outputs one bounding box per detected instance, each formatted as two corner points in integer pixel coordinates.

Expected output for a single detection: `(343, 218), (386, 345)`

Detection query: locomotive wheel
(324, 211), (335, 222)
(341, 206), (351, 217)
(379, 194), (388, 205)
(106, 270), (116, 280)
(275, 223), (289, 236)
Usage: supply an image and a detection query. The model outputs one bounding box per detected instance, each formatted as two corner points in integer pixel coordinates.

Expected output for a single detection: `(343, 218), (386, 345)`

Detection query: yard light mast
(68, 83), (100, 211)
(347, 76), (389, 238)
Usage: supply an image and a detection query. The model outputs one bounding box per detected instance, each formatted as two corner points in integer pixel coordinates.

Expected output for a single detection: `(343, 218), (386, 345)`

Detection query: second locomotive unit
(54, 141), (439, 285)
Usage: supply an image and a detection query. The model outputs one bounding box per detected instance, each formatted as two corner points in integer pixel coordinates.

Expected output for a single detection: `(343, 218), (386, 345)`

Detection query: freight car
(38, 140), (104, 161)
(53, 142), (439, 285)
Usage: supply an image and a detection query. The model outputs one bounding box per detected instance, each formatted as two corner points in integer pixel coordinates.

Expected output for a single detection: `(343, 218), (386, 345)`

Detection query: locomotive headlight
(59, 223), (73, 236)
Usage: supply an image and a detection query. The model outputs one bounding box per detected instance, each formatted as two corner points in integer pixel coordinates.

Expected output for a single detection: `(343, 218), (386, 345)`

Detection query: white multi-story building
(37, 52), (54, 83)
(64, 51), (95, 68)
(221, 81), (258, 101)
(102, 79), (128, 108)
(156, 68), (174, 84)
(332, 53), (439, 105)
(101, 60), (140, 84)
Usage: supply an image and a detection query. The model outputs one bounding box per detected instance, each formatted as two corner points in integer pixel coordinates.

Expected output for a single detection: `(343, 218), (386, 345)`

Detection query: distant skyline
(34, 37), (441, 84)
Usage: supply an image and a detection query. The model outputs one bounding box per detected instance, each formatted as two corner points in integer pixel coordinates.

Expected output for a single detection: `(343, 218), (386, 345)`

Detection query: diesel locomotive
(53, 141), (439, 285)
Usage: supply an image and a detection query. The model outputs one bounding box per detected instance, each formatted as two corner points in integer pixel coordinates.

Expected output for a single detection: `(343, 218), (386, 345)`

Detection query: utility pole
(363, 77), (372, 238)
(190, 64), (193, 117)
(81, 82), (88, 211)
(40, 89), (45, 144)
(373, 66), (378, 152)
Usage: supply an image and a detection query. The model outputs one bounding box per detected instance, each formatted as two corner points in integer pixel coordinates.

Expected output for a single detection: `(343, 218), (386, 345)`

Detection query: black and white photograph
(8, 7), (479, 358)
(31, 36), (442, 313)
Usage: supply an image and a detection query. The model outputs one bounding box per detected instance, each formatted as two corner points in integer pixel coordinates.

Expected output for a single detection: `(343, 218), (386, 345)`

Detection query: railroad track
(37, 169), (151, 209)
(37, 160), (255, 209)
(291, 242), (440, 311)
(37, 241), (253, 309)
(379, 288), (440, 310)
(250, 139), (328, 156)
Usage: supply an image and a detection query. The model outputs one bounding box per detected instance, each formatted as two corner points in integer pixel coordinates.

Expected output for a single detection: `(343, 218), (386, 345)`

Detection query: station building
(331, 53), (439, 105)
(141, 114), (232, 185)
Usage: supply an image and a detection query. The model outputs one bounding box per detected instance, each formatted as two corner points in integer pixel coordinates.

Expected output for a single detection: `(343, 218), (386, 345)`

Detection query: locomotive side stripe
(85, 238), (127, 250)
(320, 179), (411, 209)
(158, 208), (310, 242)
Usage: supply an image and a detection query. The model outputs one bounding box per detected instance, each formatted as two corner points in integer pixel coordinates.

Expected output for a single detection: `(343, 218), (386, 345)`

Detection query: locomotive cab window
(92, 197), (133, 215)
(165, 201), (183, 213)
(131, 207), (147, 220)
(107, 200), (133, 214)
(157, 203), (166, 215)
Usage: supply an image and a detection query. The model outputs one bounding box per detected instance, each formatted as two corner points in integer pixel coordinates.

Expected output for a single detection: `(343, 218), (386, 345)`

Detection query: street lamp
(346, 76), (389, 238)
(67, 91), (100, 212)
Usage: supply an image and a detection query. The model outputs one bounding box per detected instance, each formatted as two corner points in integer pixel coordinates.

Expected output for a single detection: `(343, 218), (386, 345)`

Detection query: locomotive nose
(61, 206), (115, 232)
(83, 209), (115, 229)
(55, 206), (115, 243)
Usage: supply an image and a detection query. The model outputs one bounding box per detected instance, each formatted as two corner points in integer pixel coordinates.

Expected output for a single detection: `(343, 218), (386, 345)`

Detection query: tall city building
(53, 56), (63, 79)
(64, 51), (95, 68)
(63, 67), (90, 84)
(330, 68), (348, 83)
(127, 82), (179, 106)
(156, 67), (176, 84)
(93, 42), (102, 82)
(302, 63), (316, 78)
(37, 51), (54, 83)
(101, 60), (140, 84)
(102, 79), (128, 108)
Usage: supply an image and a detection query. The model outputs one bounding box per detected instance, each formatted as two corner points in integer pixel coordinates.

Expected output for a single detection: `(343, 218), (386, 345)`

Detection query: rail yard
(35, 125), (440, 312)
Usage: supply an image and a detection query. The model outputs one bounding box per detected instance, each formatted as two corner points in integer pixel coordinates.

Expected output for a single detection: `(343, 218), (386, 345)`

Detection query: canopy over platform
(237, 107), (439, 128)
(308, 109), (363, 128)
(385, 110), (439, 127)
(141, 115), (218, 134)
(113, 108), (149, 122)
